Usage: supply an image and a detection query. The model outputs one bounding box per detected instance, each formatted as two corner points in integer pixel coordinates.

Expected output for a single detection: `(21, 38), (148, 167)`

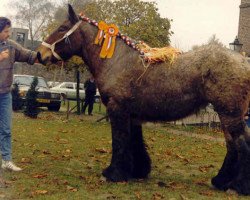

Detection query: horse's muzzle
(37, 52), (46, 65)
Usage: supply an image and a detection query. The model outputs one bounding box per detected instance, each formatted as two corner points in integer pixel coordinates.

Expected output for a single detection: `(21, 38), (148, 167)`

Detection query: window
(61, 83), (74, 89)
(14, 76), (48, 88)
(16, 32), (25, 46)
(79, 84), (84, 90)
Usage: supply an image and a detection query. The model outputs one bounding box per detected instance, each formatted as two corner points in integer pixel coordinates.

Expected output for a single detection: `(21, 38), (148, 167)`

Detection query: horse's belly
(130, 93), (205, 122)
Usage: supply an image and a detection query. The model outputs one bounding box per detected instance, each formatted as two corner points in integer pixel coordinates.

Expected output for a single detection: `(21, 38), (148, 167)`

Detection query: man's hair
(0, 17), (11, 32)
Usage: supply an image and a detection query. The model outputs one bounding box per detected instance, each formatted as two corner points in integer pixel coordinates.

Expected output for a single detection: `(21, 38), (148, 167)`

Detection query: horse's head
(37, 4), (83, 65)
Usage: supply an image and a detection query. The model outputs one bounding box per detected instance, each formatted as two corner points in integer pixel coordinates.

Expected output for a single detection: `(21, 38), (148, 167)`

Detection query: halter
(41, 20), (82, 60)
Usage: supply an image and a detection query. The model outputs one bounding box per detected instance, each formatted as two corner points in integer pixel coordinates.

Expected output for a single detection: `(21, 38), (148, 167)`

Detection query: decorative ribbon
(94, 21), (107, 46)
(95, 21), (119, 59)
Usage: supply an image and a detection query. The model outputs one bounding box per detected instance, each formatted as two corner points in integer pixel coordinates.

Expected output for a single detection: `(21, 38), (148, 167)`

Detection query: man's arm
(84, 80), (88, 89)
(9, 40), (37, 64)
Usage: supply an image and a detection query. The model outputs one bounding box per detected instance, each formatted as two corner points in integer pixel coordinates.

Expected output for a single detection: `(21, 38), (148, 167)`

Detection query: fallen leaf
(165, 151), (172, 156)
(135, 191), (141, 199)
(152, 192), (164, 200)
(176, 154), (184, 159)
(62, 180), (69, 185)
(58, 139), (69, 144)
(193, 179), (208, 186)
(79, 175), (86, 180)
(65, 149), (71, 153)
(95, 148), (109, 153)
(32, 174), (48, 179)
(199, 190), (214, 196)
(199, 165), (215, 173)
(66, 185), (78, 192)
(42, 150), (51, 155)
(166, 181), (187, 190)
(21, 157), (32, 164)
(180, 194), (189, 200)
(35, 190), (48, 195)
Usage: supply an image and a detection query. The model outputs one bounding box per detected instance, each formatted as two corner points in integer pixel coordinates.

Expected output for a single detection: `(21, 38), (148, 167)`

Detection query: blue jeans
(0, 93), (12, 161)
(246, 118), (250, 128)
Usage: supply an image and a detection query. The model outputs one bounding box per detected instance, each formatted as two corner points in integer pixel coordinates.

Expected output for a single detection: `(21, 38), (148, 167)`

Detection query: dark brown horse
(38, 5), (250, 195)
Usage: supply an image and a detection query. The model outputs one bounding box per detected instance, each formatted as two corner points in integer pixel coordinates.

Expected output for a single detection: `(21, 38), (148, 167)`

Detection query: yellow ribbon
(94, 21), (107, 45)
(95, 21), (119, 58)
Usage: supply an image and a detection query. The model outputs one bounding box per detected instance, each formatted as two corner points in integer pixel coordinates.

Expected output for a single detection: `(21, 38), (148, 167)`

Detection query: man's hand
(0, 50), (9, 61)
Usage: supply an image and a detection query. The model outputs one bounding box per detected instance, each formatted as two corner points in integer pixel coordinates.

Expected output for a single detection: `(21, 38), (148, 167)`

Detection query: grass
(161, 123), (224, 139)
(1, 109), (248, 199)
(60, 100), (106, 116)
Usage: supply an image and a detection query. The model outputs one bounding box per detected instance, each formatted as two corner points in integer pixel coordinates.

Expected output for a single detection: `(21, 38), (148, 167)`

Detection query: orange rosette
(100, 24), (119, 58)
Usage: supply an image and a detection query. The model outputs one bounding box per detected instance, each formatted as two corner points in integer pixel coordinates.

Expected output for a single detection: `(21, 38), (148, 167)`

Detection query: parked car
(50, 82), (101, 101)
(13, 74), (61, 111)
(47, 81), (60, 88)
(50, 82), (85, 100)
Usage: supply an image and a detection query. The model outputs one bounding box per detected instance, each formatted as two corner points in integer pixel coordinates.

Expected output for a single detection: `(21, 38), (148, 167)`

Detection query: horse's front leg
(130, 121), (151, 179)
(102, 106), (133, 182)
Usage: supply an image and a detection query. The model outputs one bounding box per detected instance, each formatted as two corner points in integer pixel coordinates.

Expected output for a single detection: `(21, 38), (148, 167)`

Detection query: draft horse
(38, 5), (250, 195)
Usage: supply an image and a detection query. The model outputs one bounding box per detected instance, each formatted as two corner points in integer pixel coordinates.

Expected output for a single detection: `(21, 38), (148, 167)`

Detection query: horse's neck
(79, 23), (97, 70)
(79, 22), (138, 78)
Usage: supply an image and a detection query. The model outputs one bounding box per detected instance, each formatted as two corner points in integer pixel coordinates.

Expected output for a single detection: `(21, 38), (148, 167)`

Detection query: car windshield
(14, 76), (48, 88)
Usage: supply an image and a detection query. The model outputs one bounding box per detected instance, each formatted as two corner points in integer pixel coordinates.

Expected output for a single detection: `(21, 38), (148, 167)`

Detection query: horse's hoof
(226, 189), (238, 195)
(100, 175), (107, 182)
(211, 176), (230, 191)
(228, 180), (250, 195)
(102, 166), (130, 182)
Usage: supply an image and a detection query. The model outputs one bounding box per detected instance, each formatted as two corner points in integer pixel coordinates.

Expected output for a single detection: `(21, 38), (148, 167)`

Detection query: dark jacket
(0, 39), (37, 94)
(84, 79), (96, 97)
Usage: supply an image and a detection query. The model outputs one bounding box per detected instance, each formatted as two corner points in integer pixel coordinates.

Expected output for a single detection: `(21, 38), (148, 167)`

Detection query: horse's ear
(68, 4), (79, 24)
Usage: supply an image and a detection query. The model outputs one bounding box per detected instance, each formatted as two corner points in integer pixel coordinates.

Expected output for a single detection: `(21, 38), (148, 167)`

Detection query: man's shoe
(1, 160), (22, 172)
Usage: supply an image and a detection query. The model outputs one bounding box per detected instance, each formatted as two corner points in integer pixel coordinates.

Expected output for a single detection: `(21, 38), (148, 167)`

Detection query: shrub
(24, 77), (39, 118)
(11, 83), (23, 111)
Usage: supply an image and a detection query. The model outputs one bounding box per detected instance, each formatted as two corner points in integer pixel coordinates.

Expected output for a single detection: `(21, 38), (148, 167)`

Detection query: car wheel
(48, 104), (61, 112)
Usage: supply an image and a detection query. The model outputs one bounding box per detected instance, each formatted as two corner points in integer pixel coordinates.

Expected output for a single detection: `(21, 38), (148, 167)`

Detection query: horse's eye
(58, 26), (67, 32)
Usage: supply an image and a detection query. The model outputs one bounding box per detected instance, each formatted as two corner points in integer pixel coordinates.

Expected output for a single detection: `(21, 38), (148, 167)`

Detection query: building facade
(238, 0), (250, 56)
(10, 28), (41, 50)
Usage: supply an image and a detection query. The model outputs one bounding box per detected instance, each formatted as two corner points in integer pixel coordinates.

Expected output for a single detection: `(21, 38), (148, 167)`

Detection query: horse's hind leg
(130, 121), (151, 179)
(229, 135), (250, 195)
(212, 114), (250, 194)
(211, 116), (240, 190)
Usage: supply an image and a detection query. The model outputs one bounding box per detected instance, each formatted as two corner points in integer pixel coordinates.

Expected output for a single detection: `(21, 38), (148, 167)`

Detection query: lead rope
(136, 56), (151, 85)
(59, 61), (64, 82)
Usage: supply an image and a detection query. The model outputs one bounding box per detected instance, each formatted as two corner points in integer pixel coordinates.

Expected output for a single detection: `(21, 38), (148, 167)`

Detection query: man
(0, 17), (38, 171)
(82, 76), (97, 115)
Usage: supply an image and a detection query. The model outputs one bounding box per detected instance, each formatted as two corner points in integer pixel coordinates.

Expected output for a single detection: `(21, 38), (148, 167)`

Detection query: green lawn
(1, 110), (247, 199)
(60, 100), (106, 116)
